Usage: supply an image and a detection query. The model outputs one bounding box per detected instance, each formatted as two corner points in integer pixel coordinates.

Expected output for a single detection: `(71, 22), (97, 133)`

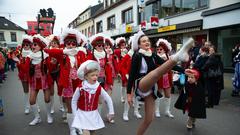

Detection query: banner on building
(141, 21), (146, 30)
(150, 16), (159, 27)
(126, 25), (133, 33)
(158, 25), (176, 33)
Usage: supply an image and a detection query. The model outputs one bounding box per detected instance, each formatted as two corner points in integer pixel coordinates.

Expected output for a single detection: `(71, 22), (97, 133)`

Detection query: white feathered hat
(32, 34), (49, 49)
(60, 28), (83, 46)
(21, 34), (33, 44)
(89, 33), (105, 47)
(115, 37), (126, 47)
(156, 38), (172, 53)
(77, 60), (100, 80)
(132, 30), (145, 51)
(105, 36), (115, 47)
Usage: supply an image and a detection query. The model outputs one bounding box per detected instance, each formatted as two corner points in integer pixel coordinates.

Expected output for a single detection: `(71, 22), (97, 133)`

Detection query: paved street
(0, 71), (240, 135)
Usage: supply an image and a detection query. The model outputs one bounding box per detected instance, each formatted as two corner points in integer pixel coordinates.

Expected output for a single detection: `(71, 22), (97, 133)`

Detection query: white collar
(63, 48), (78, 56)
(139, 48), (152, 57)
(29, 51), (48, 64)
(121, 48), (128, 57)
(77, 46), (87, 54)
(22, 49), (32, 58)
(82, 80), (100, 94)
(94, 49), (106, 61)
(127, 49), (134, 57)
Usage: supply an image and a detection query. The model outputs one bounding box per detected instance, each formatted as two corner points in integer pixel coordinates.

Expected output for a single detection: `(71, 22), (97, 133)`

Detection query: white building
(0, 16), (26, 48)
(93, 0), (139, 38)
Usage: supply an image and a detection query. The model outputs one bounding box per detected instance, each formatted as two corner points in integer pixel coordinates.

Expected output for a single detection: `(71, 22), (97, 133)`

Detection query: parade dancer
(13, 35), (32, 114)
(72, 60), (114, 135)
(44, 28), (86, 135)
(155, 39), (176, 118)
(127, 31), (194, 135)
(114, 37), (128, 103)
(46, 35), (63, 114)
(104, 36), (116, 97)
(24, 34), (52, 125)
(88, 34), (113, 123)
(120, 36), (142, 121)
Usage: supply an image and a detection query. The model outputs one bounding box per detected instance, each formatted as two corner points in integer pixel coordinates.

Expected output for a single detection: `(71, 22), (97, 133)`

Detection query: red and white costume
(72, 80), (114, 130)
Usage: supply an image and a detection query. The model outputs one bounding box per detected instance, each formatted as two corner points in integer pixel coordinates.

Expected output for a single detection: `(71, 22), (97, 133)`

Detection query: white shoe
(165, 111), (174, 118)
(50, 109), (54, 114)
(155, 111), (161, 118)
(59, 106), (64, 112)
(134, 112), (142, 119)
(70, 129), (78, 135)
(29, 117), (41, 126)
(24, 107), (30, 115)
(121, 97), (125, 103)
(47, 114), (53, 124)
(123, 113), (129, 121)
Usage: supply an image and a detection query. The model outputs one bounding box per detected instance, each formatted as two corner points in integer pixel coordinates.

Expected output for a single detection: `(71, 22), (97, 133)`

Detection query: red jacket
(45, 49), (86, 88)
(119, 53), (132, 83)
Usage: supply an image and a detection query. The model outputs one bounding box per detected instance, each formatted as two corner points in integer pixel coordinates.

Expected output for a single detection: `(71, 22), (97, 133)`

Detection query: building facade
(0, 16), (26, 48)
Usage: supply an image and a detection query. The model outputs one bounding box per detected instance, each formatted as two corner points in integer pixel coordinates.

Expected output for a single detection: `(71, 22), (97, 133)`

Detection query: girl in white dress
(72, 60), (114, 135)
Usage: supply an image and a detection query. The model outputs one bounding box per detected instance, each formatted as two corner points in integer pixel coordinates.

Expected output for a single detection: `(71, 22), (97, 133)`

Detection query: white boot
(36, 103), (40, 113)
(134, 98), (142, 119)
(24, 93), (30, 114)
(123, 98), (129, 121)
(164, 98), (174, 118)
(171, 38), (194, 62)
(46, 102), (53, 124)
(67, 113), (77, 135)
(29, 104), (41, 126)
(50, 96), (54, 114)
(155, 98), (161, 118)
(121, 86), (126, 103)
(59, 96), (64, 112)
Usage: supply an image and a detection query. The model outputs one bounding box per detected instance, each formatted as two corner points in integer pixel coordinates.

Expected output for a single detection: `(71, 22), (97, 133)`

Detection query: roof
(90, 3), (104, 17)
(0, 16), (25, 31)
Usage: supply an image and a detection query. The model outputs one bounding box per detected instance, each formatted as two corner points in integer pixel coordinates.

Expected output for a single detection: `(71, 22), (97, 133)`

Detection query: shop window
(10, 32), (17, 42)
(107, 15), (116, 30)
(122, 7), (133, 24)
(0, 32), (5, 41)
(96, 21), (103, 33)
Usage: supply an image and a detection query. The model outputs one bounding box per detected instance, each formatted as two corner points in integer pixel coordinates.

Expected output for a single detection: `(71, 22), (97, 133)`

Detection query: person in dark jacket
(127, 31), (194, 135)
(175, 69), (206, 130)
(202, 46), (224, 107)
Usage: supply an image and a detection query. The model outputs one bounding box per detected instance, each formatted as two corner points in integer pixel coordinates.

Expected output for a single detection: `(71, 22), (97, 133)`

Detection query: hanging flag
(150, 16), (159, 27)
(141, 21), (146, 30)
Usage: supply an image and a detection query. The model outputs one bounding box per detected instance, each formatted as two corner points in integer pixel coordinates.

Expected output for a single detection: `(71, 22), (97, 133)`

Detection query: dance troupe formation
(12, 28), (206, 135)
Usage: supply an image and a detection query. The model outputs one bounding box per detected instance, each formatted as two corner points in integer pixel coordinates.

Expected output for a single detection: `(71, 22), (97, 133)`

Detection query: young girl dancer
(114, 37), (128, 103)
(71, 60), (114, 135)
(44, 28), (86, 135)
(127, 31), (194, 135)
(26, 34), (52, 125)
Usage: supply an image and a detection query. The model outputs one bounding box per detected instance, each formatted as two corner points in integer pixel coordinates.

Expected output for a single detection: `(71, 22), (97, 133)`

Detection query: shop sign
(126, 25), (133, 33)
(141, 21), (146, 30)
(150, 16), (159, 27)
(158, 25), (176, 33)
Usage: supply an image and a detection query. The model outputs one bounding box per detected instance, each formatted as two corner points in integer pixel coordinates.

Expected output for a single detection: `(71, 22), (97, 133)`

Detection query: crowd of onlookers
(0, 47), (17, 86)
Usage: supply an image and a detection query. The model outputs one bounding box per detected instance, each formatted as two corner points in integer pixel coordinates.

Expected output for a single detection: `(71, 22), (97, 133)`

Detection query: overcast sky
(0, 0), (100, 34)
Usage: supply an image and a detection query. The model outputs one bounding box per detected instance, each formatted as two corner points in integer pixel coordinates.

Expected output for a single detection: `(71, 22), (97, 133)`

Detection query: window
(160, 0), (208, 18)
(144, 2), (158, 22)
(122, 7), (133, 24)
(0, 32), (5, 41)
(92, 25), (94, 35)
(105, 0), (108, 8)
(107, 15), (116, 30)
(10, 32), (17, 42)
(110, 0), (114, 5)
(88, 27), (91, 37)
(96, 21), (103, 33)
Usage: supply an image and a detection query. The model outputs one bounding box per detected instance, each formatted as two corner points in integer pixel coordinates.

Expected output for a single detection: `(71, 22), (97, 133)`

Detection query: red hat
(105, 37), (114, 47)
(32, 34), (48, 49)
(60, 28), (84, 46)
(21, 34), (33, 45)
(115, 37), (126, 47)
(156, 38), (172, 53)
(185, 69), (200, 80)
(89, 33), (105, 48)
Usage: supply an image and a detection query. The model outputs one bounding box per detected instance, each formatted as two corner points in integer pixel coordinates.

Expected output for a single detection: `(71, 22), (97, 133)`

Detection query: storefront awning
(148, 27), (201, 38)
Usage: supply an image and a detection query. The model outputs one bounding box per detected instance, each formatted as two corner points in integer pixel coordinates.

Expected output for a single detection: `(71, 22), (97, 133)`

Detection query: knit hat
(77, 60), (100, 80)
(185, 69), (200, 80)
(89, 33), (105, 48)
(21, 34), (33, 45)
(60, 28), (84, 46)
(132, 30), (145, 51)
(115, 37), (126, 48)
